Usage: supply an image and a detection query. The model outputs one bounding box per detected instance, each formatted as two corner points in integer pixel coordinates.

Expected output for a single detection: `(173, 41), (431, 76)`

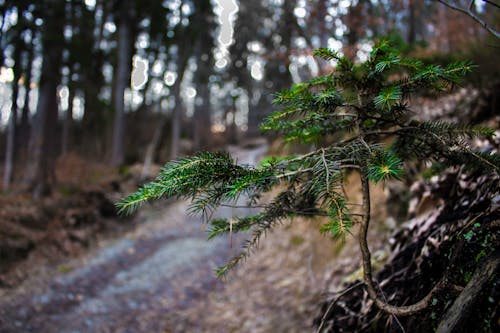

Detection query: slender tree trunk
(343, 1), (363, 60)
(23, 1), (64, 197)
(20, 46), (33, 148)
(226, 98), (238, 145)
(193, 83), (211, 150)
(170, 81), (183, 160)
(3, 44), (22, 190)
(95, 0), (109, 49)
(141, 111), (167, 179)
(3, 82), (19, 190)
(408, 0), (417, 46)
(111, 3), (133, 166)
(193, 42), (213, 150)
(169, 46), (192, 160)
(61, 88), (75, 155)
(246, 88), (261, 137)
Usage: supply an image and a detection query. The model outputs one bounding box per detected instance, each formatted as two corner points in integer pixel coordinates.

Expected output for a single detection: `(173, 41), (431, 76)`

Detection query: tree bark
(170, 80), (183, 160)
(141, 112), (167, 180)
(3, 41), (22, 190)
(19, 45), (34, 150)
(23, 1), (64, 197)
(193, 29), (213, 151)
(3, 78), (19, 190)
(169, 40), (193, 160)
(436, 251), (500, 333)
(111, 1), (133, 166)
(61, 88), (75, 155)
(343, 1), (363, 60)
(408, 0), (417, 46)
(193, 83), (212, 150)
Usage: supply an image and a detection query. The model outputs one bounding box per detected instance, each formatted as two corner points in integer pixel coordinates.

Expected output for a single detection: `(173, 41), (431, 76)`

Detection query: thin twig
(377, 283), (406, 333)
(483, 0), (500, 9)
(315, 282), (364, 333)
(437, 0), (500, 38)
(321, 148), (330, 193)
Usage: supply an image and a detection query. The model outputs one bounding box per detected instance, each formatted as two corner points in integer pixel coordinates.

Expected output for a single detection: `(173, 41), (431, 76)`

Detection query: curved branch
(437, 0), (500, 38)
(358, 172), (443, 316)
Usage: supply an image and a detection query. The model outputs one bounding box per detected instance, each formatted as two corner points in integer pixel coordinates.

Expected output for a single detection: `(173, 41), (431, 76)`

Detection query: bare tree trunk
(246, 88), (261, 137)
(226, 97), (238, 145)
(170, 82), (183, 160)
(169, 47), (192, 160)
(2, 42), (22, 190)
(3, 84), (19, 190)
(3, 43), (22, 190)
(141, 113), (167, 179)
(23, 1), (64, 197)
(191, 0), (216, 151)
(111, 2), (133, 166)
(193, 45), (213, 150)
(343, 1), (363, 60)
(193, 83), (212, 150)
(61, 88), (75, 155)
(20, 45), (33, 150)
(408, 0), (417, 46)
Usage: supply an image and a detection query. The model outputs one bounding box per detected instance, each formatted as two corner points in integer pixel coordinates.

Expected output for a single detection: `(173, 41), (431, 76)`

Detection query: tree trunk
(23, 1), (64, 197)
(141, 113), (167, 180)
(193, 83), (212, 150)
(246, 88), (261, 137)
(170, 81), (183, 160)
(3, 41), (22, 190)
(3, 81), (19, 190)
(343, 1), (363, 60)
(111, 2), (133, 166)
(169, 44), (192, 160)
(192, 37), (213, 151)
(408, 0), (417, 46)
(20, 46), (33, 150)
(226, 98), (238, 145)
(61, 88), (75, 155)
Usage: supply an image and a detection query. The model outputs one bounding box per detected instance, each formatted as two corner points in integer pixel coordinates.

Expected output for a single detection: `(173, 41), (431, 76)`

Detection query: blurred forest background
(0, 0), (498, 195)
(0, 0), (499, 332)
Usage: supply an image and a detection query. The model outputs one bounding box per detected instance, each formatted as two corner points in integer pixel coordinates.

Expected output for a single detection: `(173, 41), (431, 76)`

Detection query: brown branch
(437, 0), (500, 38)
(483, 0), (500, 10)
(358, 171), (443, 316)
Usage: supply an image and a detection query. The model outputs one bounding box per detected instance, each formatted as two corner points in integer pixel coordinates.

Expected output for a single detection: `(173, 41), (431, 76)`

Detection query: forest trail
(0, 144), (268, 333)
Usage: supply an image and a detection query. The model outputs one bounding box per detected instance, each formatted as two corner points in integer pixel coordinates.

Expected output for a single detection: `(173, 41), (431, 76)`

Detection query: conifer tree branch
(118, 40), (498, 324)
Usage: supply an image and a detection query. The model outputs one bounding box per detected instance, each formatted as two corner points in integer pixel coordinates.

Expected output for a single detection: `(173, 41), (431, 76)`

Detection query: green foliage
(118, 40), (498, 277)
(367, 150), (404, 183)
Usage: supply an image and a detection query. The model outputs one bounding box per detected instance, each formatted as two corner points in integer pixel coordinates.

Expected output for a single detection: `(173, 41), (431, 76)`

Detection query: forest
(0, 0), (499, 332)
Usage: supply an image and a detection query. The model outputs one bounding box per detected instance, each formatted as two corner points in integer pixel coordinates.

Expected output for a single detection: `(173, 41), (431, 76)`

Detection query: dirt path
(0, 144), (268, 333)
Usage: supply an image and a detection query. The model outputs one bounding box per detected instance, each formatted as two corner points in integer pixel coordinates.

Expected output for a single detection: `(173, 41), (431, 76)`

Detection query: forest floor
(0, 143), (379, 333)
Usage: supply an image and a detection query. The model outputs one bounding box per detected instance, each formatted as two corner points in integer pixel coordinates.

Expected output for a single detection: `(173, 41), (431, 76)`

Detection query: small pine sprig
(367, 149), (404, 183)
(320, 196), (354, 240)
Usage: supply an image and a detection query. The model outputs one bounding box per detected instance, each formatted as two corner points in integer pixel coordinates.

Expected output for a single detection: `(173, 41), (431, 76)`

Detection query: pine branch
(118, 40), (499, 319)
(358, 171), (444, 316)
